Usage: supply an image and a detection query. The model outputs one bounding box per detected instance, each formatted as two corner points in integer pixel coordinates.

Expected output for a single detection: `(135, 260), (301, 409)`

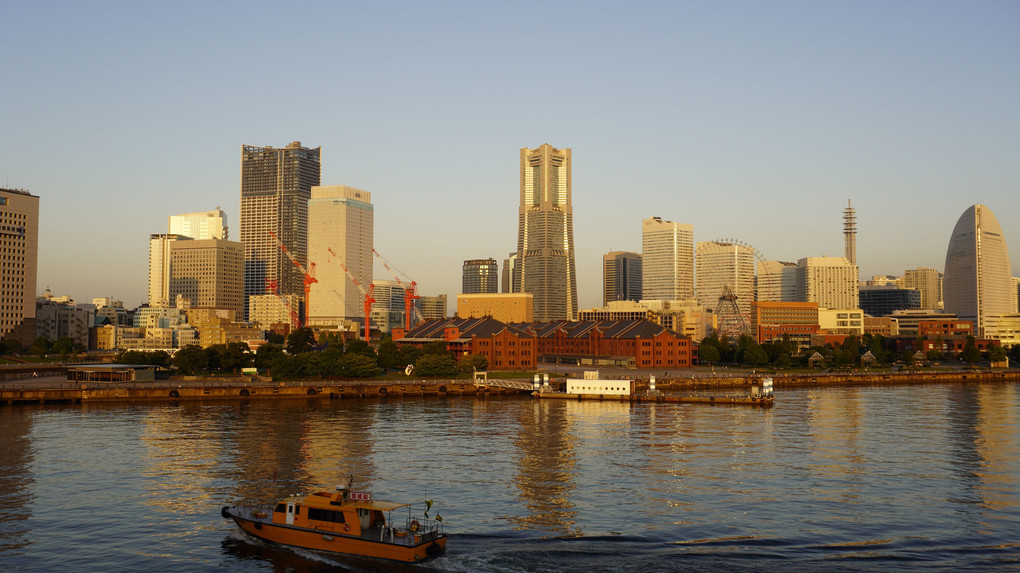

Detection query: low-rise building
(456, 293), (533, 323)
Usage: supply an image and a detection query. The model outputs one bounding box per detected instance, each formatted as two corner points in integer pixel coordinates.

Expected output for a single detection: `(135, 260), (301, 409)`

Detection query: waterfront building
(35, 298), (93, 350)
(903, 268), (943, 310)
(240, 141), (321, 319)
(168, 238), (244, 319)
(756, 260), (798, 302)
(796, 257), (859, 310)
(307, 185), (373, 327)
(395, 317), (692, 370)
(0, 188), (39, 346)
(169, 208), (228, 240)
(462, 258), (499, 294)
(859, 286), (921, 317)
(456, 293), (533, 322)
(889, 310), (958, 337)
(943, 204), (1014, 338)
(603, 251), (642, 305)
(696, 241), (755, 315)
(418, 294), (448, 320)
(580, 299), (705, 340)
(149, 234), (191, 306)
(863, 316), (898, 337)
(642, 217), (694, 301)
(818, 309), (865, 335)
(750, 301), (820, 349)
(515, 144), (578, 321)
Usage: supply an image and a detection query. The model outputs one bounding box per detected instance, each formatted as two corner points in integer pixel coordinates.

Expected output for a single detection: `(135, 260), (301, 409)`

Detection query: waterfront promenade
(2, 365), (1017, 405)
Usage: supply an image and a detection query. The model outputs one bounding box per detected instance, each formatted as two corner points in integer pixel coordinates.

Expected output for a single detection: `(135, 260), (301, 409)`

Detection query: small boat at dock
(222, 480), (446, 563)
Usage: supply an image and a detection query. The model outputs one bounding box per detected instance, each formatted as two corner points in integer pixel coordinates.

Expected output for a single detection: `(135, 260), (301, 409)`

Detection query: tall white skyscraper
(0, 188), (39, 346)
(307, 185), (373, 326)
(642, 217), (694, 301)
(943, 204), (1013, 337)
(148, 233), (191, 307)
(796, 257), (859, 310)
(696, 241), (755, 315)
(169, 208), (228, 240)
(903, 267), (943, 311)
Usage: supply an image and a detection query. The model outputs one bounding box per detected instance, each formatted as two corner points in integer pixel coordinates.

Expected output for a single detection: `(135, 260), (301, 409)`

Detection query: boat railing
(404, 516), (444, 538)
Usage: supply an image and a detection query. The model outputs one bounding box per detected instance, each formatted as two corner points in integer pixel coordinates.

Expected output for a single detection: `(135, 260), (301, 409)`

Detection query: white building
(0, 188), (39, 345)
(149, 234), (191, 307)
(642, 217), (694, 301)
(307, 185), (373, 327)
(943, 204), (1014, 338)
(756, 260), (798, 302)
(903, 268), (943, 310)
(797, 257), (859, 310)
(696, 241), (755, 315)
(169, 208), (228, 240)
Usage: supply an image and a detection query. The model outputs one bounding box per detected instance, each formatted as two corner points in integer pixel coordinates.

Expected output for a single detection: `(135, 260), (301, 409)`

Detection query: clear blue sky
(2, 1), (1018, 309)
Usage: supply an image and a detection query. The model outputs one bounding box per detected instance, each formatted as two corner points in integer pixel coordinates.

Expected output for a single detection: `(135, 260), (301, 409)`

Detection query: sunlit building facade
(515, 144), (577, 321)
(169, 209), (228, 240)
(943, 204), (1014, 338)
(0, 188), (39, 346)
(603, 251), (642, 305)
(642, 216), (694, 301)
(696, 241), (755, 315)
(796, 257), (859, 310)
(240, 141), (321, 319)
(307, 185), (373, 326)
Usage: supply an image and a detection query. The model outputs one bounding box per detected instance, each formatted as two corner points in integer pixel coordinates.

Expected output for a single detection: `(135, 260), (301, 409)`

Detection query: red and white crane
(268, 231), (317, 329)
(372, 249), (422, 331)
(326, 247), (375, 341)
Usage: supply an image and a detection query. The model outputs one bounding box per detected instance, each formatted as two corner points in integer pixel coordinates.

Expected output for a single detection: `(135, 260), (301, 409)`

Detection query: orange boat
(222, 481), (446, 563)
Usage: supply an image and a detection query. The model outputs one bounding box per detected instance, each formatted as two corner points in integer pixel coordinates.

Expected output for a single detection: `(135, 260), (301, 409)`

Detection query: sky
(2, 1), (1018, 310)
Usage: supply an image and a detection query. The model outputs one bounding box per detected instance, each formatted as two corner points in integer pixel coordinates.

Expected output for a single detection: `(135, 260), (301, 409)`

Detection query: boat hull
(223, 507), (446, 563)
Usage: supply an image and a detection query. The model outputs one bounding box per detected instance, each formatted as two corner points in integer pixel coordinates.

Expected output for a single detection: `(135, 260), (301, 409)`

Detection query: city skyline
(3, 2), (1018, 309)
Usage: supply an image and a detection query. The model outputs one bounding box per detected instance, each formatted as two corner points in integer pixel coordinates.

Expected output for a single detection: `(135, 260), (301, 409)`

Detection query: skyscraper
(756, 260), (798, 302)
(462, 258), (499, 294)
(168, 238), (244, 319)
(515, 144), (577, 321)
(903, 267), (943, 310)
(240, 141), (321, 319)
(796, 257), (859, 310)
(943, 204), (1014, 337)
(307, 185), (373, 326)
(0, 188), (39, 346)
(696, 241), (755, 315)
(641, 217), (694, 301)
(603, 251), (642, 305)
(149, 233), (191, 306)
(169, 208), (228, 240)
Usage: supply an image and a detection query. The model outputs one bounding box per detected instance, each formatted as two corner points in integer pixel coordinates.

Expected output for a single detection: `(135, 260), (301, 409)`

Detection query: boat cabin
(271, 487), (408, 537)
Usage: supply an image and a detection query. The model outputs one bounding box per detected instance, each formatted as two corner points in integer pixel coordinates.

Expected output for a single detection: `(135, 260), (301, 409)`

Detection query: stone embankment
(2, 369), (1017, 406)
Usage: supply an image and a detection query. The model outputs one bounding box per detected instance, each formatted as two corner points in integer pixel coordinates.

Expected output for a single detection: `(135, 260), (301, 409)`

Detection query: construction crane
(265, 278), (300, 331)
(372, 249), (422, 331)
(326, 248), (375, 341)
(268, 231), (317, 329)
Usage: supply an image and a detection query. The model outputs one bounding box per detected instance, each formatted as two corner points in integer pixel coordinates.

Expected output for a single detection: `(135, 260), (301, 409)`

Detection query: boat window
(308, 508), (346, 523)
(294, 506), (300, 515)
(275, 504), (286, 513)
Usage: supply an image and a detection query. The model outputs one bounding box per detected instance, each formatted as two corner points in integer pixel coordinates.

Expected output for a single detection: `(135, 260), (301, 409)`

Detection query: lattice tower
(843, 199), (857, 266)
(715, 284), (751, 339)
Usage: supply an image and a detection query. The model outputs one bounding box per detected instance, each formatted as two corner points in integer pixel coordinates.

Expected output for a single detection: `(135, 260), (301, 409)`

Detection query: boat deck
(230, 506), (445, 547)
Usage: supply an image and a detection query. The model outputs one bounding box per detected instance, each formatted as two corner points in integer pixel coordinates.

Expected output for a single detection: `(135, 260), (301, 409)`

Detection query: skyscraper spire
(843, 199), (857, 266)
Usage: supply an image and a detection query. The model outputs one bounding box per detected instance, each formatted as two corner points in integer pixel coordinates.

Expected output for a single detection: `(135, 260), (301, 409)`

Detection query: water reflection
(0, 406), (36, 557)
(509, 400), (579, 535)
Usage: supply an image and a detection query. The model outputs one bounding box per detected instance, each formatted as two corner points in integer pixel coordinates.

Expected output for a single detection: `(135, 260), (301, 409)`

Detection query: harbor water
(1, 382), (1018, 572)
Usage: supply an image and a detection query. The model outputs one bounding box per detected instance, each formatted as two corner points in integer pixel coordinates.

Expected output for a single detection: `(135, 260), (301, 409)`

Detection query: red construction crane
(326, 248), (375, 341)
(268, 231), (317, 328)
(372, 249), (422, 331)
(265, 278), (300, 331)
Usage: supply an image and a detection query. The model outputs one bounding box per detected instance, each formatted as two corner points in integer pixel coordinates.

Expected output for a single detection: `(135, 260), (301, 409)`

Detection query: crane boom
(326, 247), (375, 341)
(268, 231), (317, 328)
(372, 249), (421, 331)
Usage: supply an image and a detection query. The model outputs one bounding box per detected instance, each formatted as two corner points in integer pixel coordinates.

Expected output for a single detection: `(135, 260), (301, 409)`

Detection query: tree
(344, 337), (377, 359)
(743, 343), (768, 366)
(30, 336), (50, 356)
(421, 341), (450, 356)
(254, 343), (285, 369)
(376, 338), (403, 369)
(173, 345), (208, 374)
(218, 342), (253, 373)
(987, 344), (1007, 363)
(1, 338), (23, 355)
(286, 327), (317, 355)
(698, 344), (720, 365)
(960, 336), (980, 365)
(414, 354), (458, 377)
(458, 354), (488, 373)
(337, 353), (381, 378)
(116, 350), (170, 368)
(52, 337), (83, 357)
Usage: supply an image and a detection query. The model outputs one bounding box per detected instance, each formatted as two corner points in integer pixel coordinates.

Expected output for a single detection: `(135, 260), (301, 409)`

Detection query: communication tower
(843, 199), (857, 266)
